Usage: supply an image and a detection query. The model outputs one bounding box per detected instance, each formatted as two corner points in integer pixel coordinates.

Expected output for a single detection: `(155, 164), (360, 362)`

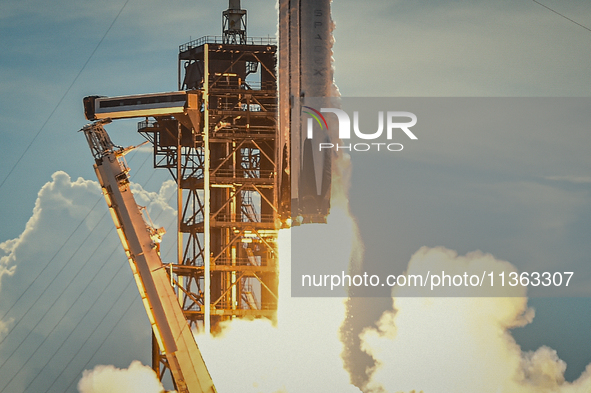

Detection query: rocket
(82, 0), (334, 227)
(278, 0), (335, 225)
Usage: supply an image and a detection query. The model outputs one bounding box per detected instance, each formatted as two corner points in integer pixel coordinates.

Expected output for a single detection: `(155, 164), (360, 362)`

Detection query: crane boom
(81, 119), (216, 393)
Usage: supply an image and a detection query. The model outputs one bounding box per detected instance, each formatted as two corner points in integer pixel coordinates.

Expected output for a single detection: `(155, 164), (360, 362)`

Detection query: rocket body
(279, 0), (335, 224)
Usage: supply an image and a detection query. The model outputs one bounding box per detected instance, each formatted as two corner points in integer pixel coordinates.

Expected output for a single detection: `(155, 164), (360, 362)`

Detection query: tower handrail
(180, 36), (277, 52)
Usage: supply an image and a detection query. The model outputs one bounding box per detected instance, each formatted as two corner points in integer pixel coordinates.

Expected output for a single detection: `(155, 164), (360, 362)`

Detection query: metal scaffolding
(138, 34), (280, 381)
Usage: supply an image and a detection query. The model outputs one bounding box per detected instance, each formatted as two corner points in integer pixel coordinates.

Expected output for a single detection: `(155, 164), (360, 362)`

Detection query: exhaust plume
(196, 212), (362, 393)
(359, 247), (591, 393)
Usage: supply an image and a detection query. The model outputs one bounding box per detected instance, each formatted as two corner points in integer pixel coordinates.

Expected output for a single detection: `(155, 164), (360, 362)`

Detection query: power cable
(0, 125), (153, 347)
(36, 277), (135, 393)
(3, 248), (129, 393)
(1, 112), (174, 391)
(29, 170), (170, 391)
(0, 222), (116, 368)
(60, 290), (139, 393)
(0, 0), (131, 192)
(2, 157), (172, 391)
(0, 195), (102, 322)
(0, 209), (110, 348)
(532, 0), (591, 33)
(41, 185), (175, 392)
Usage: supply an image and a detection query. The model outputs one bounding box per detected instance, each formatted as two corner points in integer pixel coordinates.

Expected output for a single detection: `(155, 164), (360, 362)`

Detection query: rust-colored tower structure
(136, 1), (280, 381)
(81, 0), (337, 388)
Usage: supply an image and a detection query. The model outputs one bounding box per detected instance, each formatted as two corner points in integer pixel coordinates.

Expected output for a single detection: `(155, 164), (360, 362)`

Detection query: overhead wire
(58, 179), (177, 391)
(40, 192), (175, 392)
(50, 285), (139, 393)
(61, 288), (140, 392)
(2, 248), (131, 393)
(0, 0), (188, 389)
(0, 0), (132, 192)
(14, 164), (177, 393)
(0, 156), (156, 375)
(0, 209), (111, 349)
(532, 0), (591, 33)
(0, 144), (173, 393)
(0, 151), (176, 392)
(0, 222), (118, 374)
(0, 195), (103, 322)
(0, 0), (142, 352)
(0, 0), (190, 388)
(2, 0), (587, 391)
(0, 132), (151, 347)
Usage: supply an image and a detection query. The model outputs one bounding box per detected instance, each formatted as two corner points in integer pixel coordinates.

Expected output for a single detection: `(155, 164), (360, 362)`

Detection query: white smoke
(195, 208), (361, 393)
(359, 247), (591, 393)
(77, 360), (167, 393)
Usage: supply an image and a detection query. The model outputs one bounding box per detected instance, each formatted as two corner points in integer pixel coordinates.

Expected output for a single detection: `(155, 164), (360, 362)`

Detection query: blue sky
(1, 0), (591, 392)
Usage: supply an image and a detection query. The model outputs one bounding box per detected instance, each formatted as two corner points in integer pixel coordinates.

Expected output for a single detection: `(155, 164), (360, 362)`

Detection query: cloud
(0, 172), (100, 292)
(545, 176), (591, 184)
(0, 171), (175, 392)
(130, 179), (177, 228)
(77, 360), (166, 393)
(359, 247), (591, 393)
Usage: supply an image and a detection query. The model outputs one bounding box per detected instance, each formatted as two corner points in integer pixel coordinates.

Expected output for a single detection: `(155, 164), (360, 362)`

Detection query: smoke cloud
(195, 208), (362, 393)
(359, 247), (591, 393)
(77, 360), (167, 393)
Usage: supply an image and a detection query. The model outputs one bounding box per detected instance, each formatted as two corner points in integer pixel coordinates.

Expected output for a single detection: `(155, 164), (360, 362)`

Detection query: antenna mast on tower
(223, 0), (247, 44)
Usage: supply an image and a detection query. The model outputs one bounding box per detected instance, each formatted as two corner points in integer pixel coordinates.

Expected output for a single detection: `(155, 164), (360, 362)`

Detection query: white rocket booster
(279, 0), (335, 224)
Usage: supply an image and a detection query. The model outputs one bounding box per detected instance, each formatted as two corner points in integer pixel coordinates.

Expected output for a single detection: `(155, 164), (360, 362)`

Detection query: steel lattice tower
(136, 2), (280, 382)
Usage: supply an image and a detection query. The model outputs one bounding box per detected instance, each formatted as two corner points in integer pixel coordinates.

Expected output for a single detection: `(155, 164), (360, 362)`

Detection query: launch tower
(137, 0), (280, 380)
(82, 0), (335, 388)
